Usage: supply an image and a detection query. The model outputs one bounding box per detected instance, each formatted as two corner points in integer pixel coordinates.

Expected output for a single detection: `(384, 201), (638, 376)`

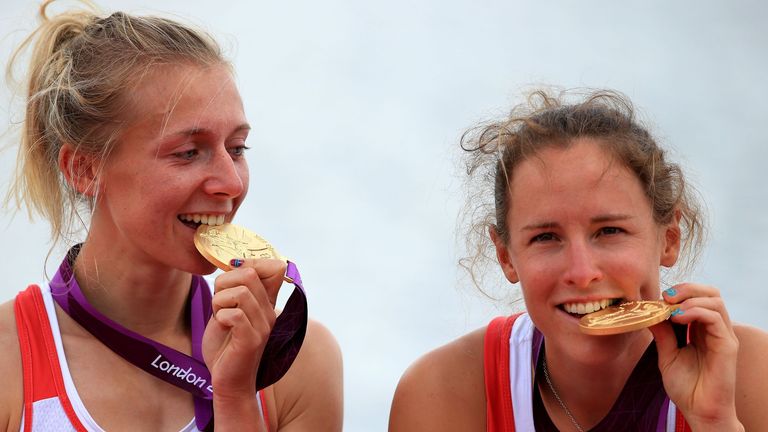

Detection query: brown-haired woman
(389, 90), (768, 431)
(0, 2), (342, 431)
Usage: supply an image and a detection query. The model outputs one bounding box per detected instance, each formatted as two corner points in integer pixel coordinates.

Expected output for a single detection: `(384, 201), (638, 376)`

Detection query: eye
(530, 232), (557, 243)
(598, 226), (624, 236)
(173, 148), (198, 160)
(228, 144), (251, 158)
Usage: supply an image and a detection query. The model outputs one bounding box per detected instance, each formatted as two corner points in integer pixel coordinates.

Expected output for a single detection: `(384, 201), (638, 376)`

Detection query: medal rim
(578, 300), (676, 336)
(194, 223), (285, 271)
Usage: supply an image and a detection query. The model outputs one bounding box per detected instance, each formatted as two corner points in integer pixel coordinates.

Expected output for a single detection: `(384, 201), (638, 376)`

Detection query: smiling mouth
(559, 298), (623, 316)
(178, 213), (226, 229)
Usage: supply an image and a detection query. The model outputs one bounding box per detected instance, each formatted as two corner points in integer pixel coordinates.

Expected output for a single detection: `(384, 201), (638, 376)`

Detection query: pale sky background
(1, 1), (767, 431)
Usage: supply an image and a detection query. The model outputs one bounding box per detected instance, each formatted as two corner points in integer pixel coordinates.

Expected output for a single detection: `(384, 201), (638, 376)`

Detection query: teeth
(563, 299), (618, 315)
(179, 214), (225, 226)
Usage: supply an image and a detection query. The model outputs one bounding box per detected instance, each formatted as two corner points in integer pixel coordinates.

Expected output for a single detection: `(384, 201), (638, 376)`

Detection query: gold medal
(194, 223), (288, 272)
(578, 300), (679, 335)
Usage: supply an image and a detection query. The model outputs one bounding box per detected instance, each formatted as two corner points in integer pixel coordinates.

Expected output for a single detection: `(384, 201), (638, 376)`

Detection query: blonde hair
(460, 89), (706, 294)
(5, 0), (226, 246)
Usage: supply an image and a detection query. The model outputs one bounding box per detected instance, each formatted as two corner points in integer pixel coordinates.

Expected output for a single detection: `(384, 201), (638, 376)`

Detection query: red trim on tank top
(16, 285), (88, 431)
(259, 390), (271, 432)
(675, 410), (691, 432)
(484, 314), (521, 432)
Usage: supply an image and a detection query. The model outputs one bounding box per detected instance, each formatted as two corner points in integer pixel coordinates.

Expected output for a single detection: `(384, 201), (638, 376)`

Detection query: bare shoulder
(270, 318), (343, 432)
(389, 326), (487, 432)
(733, 323), (768, 430)
(0, 299), (23, 432)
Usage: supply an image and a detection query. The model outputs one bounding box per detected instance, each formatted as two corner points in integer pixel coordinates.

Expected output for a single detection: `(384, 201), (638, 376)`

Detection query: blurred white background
(2, 1), (767, 430)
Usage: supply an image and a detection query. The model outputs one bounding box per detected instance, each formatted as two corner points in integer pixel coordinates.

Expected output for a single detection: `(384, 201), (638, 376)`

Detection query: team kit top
(484, 313), (692, 432)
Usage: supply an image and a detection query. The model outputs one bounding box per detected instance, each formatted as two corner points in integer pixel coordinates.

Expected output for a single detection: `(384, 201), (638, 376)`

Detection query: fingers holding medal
(578, 283), (735, 339)
(651, 284), (740, 428)
(221, 258), (286, 308)
(195, 223), (290, 310)
(577, 282), (742, 427)
(195, 222), (308, 393)
(196, 223), (290, 396)
(661, 283), (735, 333)
(655, 283), (739, 368)
(202, 272), (279, 395)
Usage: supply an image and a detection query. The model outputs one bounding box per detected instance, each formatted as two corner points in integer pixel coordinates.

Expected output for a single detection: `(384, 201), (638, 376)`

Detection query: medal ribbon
(50, 245), (308, 431)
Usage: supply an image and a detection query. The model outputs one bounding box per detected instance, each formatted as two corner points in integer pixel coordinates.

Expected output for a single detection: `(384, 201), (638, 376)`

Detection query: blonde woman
(0, 2), (342, 431)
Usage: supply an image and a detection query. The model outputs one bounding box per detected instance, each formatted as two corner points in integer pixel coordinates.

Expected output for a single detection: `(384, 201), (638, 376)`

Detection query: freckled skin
(92, 64), (250, 276)
(498, 138), (674, 366)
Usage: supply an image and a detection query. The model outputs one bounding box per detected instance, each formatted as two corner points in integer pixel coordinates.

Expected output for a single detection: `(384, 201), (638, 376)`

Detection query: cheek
(514, 249), (559, 282)
(515, 256), (556, 299)
(608, 249), (646, 272)
(598, 236), (652, 267)
(605, 248), (662, 294)
(142, 174), (186, 198)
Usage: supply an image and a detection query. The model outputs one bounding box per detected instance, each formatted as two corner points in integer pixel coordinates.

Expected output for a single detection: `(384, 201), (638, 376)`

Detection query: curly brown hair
(459, 89), (705, 294)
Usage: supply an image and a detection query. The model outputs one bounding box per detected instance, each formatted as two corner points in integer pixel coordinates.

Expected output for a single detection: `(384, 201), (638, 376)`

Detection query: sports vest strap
(15, 284), (88, 432)
(483, 314), (691, 432)
(675, 411), (691, 432)
(484, 314), (521, 432)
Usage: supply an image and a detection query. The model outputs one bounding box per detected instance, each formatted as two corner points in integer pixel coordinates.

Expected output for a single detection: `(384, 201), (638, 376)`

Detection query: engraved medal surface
(194, 223), (288, 272)
(579, 300), (679, 335)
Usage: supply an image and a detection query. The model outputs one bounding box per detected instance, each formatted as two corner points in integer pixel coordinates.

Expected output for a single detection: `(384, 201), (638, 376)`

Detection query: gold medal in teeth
(579, 300), (680, 335)
(194, 223), (287, 271)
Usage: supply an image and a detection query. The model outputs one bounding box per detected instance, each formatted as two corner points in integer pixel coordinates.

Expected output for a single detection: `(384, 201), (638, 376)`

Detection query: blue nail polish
(230, 258), (243, 268)
(670, 308), (684, 316)
(664, 288), (677, 297)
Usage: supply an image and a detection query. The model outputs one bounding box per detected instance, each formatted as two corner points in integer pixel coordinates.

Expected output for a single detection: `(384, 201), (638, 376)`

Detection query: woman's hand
(649, 283), (743, 431)
(201, 258), (286, 427)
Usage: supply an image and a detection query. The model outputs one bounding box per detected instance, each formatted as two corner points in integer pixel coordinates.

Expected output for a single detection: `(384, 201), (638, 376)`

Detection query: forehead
(124, 63), (245, 138)
(507, 138), (651, 221)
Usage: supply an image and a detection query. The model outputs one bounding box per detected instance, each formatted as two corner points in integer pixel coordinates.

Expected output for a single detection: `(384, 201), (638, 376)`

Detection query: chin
(199, 263), (219, 275)
(194, 260), (219, 276)
(174, 255), (219, 275)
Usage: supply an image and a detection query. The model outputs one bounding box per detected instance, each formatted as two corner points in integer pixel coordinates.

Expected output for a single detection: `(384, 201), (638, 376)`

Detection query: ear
(490, 225), (519, 284)
(659, 209), (682, 267)
(58, 143), (100, 197)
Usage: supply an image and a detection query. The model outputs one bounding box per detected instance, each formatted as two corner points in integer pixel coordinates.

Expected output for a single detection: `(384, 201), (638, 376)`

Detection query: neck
(540, 332), (652, 429)
(71, 240), (193, 341)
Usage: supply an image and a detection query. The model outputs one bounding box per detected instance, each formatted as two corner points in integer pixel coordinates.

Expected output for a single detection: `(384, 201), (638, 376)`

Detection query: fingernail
(664, 288), (677, 297)
(670, 308), (684, 316)
(230, 258), (243, 268)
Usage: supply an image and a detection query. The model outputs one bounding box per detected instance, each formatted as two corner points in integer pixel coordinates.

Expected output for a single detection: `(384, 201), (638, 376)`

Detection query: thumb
(229, 258), (287, 304)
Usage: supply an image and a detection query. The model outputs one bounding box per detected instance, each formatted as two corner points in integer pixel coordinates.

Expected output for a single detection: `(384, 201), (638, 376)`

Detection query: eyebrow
(168, 123), (252, 138)
(520, 214), (634, 231)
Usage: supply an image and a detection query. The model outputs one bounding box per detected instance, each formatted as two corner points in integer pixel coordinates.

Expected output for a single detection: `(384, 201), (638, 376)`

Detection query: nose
(562, 239), (603, 289)
(203, 148), (245, 198)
